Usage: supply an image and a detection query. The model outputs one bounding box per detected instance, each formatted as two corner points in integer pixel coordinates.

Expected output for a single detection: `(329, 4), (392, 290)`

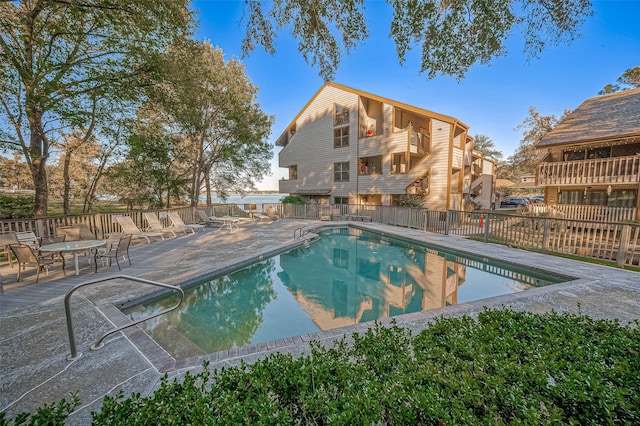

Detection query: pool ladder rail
(294, 226), (312, 239)
(64, 275), (184, 361)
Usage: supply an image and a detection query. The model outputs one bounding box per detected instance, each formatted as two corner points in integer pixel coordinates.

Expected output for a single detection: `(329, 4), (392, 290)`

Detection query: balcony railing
(538, 155), (640, 186)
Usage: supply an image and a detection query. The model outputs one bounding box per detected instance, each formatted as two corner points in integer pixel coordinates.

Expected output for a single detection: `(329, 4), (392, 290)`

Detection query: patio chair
(16, 231), (40, 249)
(55, 225), (82, 241)
(56, 223), (96, 241)
(142, 212), (183, 237)
(0, 232), (19, 268)
(9, 243), (66, 283)
(114, 216), (165, 244)
(167, 211), (203, 233)
(94, 234), (132, 272)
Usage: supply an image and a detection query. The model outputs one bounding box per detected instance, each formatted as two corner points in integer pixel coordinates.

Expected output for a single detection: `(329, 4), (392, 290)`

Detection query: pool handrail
(64, 274), (184, 360)
(293, 226), (310, 239)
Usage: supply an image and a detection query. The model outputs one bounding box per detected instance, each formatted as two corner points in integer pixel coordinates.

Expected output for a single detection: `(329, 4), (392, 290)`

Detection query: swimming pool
(123, 227), (569, 359)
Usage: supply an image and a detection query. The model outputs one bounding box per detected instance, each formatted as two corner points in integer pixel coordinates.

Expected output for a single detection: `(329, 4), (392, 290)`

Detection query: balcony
(538, 155), (640, 186)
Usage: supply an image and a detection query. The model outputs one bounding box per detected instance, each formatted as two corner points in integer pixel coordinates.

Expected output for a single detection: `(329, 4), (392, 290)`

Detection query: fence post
(445, 211), (451, 235)
(616, 225), (632, 268)
(542, 218), (550, 254)
(483, 212), (489, 243)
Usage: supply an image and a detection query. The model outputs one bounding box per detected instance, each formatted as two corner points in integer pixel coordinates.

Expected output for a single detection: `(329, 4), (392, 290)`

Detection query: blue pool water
(123, 228), (568, 358)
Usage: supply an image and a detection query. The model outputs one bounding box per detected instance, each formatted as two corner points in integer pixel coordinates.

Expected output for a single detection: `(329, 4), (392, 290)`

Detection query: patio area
(1, 219), (639, 424)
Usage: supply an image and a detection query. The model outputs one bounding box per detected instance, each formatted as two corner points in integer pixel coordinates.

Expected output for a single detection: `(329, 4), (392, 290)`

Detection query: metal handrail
(64, 274), (184, 360)
(293, 226), (309, 239)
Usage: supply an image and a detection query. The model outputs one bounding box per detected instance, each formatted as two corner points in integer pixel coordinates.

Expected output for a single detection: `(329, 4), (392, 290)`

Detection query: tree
(243, 0), (593, 80)
(472, 134), (503, 162)
(501, 107), (568, 181)
(48, 134), (102, 215)
(599, 66), (640, 94)
(148, 38), (273, 206)
(0, 152), (32, 191)
(0, 1), (192, 216)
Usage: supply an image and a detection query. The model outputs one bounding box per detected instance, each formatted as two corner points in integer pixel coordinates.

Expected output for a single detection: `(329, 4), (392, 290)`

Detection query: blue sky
(192, 0), (640, 191)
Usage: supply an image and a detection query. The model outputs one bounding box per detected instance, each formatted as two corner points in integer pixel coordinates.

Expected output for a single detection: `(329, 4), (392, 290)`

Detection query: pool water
(123, 228), (568, 358)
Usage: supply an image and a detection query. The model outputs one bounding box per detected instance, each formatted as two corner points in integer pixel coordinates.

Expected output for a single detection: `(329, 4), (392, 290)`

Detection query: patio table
(39, 240), (106, 276)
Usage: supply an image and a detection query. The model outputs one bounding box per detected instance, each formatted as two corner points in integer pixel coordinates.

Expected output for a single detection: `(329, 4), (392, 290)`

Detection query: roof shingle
(537, 87), (640, 148)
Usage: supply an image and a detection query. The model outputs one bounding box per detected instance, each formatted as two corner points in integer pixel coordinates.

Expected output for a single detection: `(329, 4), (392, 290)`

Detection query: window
(334, 196), (349, 205)
(334, 126), (349, 148)
(333, 248), (349, 269)
(608, 190), (637, 207)
(334, 162), (350, 182)
(358, 156), (382, 175)
(334, 104), (350, 125)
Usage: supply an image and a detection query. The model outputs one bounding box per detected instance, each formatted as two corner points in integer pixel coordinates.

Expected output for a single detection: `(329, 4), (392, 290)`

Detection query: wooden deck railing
(538, 155), (640, 186)
(2, 203), (639, 268)
(528, 203), (637, 222)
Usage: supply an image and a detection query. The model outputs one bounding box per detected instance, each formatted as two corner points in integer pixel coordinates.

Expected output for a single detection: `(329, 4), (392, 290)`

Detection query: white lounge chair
(142, 212), (184, 237)
(197, 209), (241, 232)
(167, 211), (203, 233)
(114, 216), (165, 243)
(253, 212), (273, 222)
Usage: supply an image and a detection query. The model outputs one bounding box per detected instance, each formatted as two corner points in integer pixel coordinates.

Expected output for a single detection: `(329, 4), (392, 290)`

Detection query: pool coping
(96, 222), (596, 373)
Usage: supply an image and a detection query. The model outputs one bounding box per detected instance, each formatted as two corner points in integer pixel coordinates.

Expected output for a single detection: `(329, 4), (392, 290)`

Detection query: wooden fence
(2, 203), (639, 268)
(279, 204), (640, 268)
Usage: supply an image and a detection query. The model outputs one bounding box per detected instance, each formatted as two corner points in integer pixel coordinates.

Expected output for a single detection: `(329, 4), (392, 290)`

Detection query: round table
(39, 240), (106, 276)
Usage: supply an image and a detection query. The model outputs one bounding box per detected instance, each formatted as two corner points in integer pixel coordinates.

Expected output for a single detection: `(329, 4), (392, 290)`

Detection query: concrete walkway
(1, 220), (639, 424)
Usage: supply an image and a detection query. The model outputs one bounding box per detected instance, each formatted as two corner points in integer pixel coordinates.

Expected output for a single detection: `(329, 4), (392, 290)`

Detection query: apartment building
(277, 82), (494, 210)
(537, 88), (640, 219)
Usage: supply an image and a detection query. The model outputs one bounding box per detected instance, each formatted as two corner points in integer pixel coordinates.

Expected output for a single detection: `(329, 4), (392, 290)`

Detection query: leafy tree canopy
(599, 66), (640, 94)
(242, 0), (593, 80)
(472, 134), (503, 162)
(500, 107), (568, 181)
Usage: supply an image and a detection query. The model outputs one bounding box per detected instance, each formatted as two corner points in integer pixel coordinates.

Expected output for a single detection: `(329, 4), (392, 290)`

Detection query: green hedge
(0, 194), (34, 219)
(3, 309), (639, 425)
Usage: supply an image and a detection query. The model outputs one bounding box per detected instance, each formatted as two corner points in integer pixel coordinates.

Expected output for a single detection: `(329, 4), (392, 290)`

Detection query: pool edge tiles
(109, 225), (579, 373)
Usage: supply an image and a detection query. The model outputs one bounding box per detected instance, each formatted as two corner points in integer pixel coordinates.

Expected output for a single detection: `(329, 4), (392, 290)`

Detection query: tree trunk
(205, 164), (212, 207)
(63, 151), (72, 215)
(27, 110), (49, 217)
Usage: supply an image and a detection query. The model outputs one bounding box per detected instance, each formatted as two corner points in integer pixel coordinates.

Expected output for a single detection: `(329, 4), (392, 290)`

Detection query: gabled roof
(538, 87), (640, 148)
(276, 82), (469, 147)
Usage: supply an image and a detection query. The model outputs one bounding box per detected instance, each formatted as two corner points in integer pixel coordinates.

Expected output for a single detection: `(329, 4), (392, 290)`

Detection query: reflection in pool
(123, 228), (568, 358)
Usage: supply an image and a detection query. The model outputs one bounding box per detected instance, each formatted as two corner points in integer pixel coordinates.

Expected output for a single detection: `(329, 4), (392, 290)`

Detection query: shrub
(280, 195), (305, 205)
(0, 194), (35, 219)
(4, 309), (639, 425)
(398, 194), (424, 208)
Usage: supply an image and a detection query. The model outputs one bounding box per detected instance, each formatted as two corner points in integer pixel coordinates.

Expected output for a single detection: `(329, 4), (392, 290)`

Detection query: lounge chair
(167, 211), (203, 233)
(114, 216), (165, 243)
(94, 234), (132, 272)
(202, 209), (242, 232)
(142, 212), (183, 237)
(9, 243), (66, 283)
(253, 212), (273, 221)
(196, 209), (234, 226)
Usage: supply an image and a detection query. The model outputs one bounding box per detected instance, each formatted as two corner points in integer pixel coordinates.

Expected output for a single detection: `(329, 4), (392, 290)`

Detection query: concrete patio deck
(1, 219), (639, 424)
